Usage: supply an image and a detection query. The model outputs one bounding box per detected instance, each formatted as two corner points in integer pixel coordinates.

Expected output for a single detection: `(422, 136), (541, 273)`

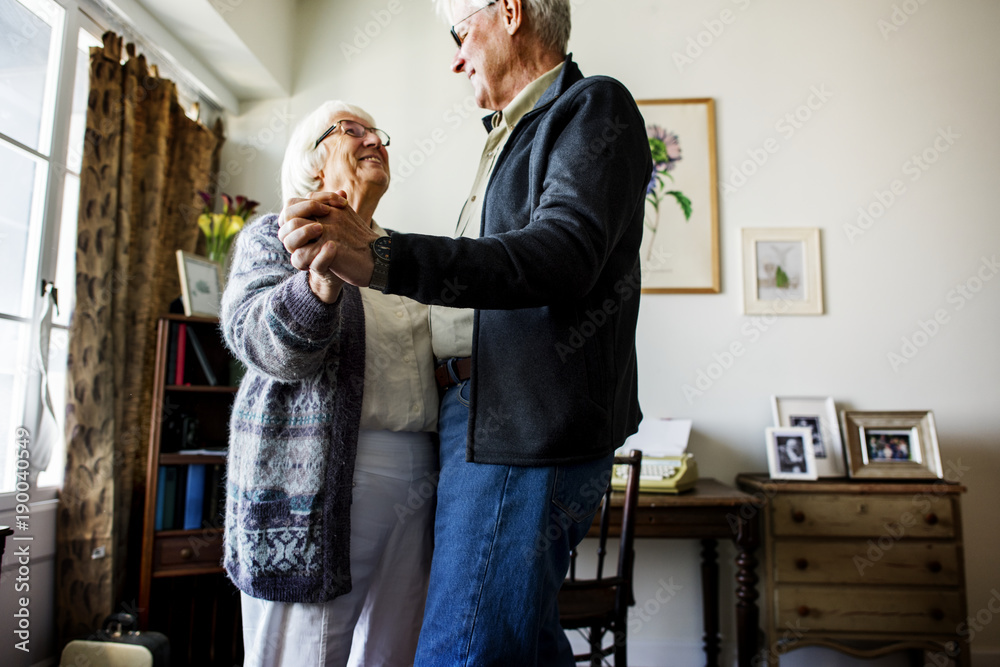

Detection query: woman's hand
(278, 194), (348, 303)
(307, 241), (345, 304)
(278, 192), (378, 287)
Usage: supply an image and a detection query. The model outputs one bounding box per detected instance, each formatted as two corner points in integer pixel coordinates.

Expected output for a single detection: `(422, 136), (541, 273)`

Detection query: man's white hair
(433, 0), (571, 55)
(280, 101), (378, 203)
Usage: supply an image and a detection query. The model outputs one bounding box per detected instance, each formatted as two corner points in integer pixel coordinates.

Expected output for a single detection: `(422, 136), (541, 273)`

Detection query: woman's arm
(220, 214), (344, 381)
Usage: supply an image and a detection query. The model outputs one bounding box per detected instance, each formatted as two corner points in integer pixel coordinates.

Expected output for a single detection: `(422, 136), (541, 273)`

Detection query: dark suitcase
(60, 613), (170, 667)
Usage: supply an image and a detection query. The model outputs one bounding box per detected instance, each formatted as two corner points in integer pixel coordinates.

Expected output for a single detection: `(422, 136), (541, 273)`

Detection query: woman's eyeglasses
(314, 119), (390, 149)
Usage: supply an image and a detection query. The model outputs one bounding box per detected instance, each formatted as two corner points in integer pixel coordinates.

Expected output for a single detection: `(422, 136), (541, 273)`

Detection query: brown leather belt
(435, 357), (472, 390)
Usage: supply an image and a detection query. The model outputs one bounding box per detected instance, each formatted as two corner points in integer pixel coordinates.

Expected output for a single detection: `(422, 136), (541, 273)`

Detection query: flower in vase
(197, 191), (259, 265)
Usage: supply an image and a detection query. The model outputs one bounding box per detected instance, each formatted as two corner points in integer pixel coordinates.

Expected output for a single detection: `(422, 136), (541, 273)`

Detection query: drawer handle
(924, 513), (939, 526)
(795, 558), (809, 571)
(928, 561), (943, 574)
(180, 547), (193, 560)
(797, 605), (810, 617)
(931, 608), (945, 621)
(792, 511), (806, 523)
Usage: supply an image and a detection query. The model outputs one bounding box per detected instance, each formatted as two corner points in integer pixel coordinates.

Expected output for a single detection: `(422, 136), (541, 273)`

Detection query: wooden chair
(558, 449), (642, 667)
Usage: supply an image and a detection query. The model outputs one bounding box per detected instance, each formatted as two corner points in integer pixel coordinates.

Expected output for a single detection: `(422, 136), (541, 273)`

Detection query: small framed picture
(176, 250), (222, 317)
(766, 426), (818, 481)
(742, 227), (823, 315)
(771, 396), (846, 477)
(840, 411), (943, 479)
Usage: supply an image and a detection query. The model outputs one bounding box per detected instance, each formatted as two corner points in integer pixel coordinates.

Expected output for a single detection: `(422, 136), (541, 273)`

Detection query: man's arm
(281, 79), (651, 308)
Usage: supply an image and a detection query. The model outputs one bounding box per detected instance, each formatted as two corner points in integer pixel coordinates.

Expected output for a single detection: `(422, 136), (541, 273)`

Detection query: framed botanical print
(636, 98), (720, 293)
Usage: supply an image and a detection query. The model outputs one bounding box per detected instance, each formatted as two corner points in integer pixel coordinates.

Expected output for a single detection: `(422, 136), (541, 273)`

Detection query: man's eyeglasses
(450, 0), (498, 48)
(314, 119), (390, 149)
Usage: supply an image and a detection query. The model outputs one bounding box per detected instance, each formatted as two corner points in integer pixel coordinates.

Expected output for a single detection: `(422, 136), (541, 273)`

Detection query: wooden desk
(588, 478), (762, 667)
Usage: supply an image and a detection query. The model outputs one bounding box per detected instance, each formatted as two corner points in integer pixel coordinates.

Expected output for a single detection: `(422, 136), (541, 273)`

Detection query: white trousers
(241, 429), (438, 667)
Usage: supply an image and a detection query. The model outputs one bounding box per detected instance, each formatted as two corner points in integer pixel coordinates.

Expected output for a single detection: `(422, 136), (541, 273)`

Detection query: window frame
(0, 0), (105, 510)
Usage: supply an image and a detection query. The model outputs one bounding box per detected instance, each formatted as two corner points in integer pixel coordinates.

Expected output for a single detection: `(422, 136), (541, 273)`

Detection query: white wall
(221, 0), (1000, 663)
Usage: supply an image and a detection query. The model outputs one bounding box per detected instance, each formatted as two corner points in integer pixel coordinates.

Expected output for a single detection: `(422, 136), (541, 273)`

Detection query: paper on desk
(619, 418), (692, 457)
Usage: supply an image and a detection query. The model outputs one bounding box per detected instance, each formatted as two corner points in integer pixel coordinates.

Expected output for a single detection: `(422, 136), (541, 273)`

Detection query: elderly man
(279, 1), (651, 664)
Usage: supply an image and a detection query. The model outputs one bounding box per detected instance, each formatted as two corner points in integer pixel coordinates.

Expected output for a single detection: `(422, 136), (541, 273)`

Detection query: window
(0, 0), (102, 496)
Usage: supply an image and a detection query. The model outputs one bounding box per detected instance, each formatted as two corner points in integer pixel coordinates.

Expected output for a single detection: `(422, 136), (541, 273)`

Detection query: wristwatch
(369, 235), (391, 292)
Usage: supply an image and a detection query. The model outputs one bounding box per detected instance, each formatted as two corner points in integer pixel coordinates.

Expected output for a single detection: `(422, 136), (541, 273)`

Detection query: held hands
(277, 192), (379, 297)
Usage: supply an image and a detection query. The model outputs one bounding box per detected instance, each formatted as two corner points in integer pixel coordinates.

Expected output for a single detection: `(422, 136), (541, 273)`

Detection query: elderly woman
(221, 101), (438, 667)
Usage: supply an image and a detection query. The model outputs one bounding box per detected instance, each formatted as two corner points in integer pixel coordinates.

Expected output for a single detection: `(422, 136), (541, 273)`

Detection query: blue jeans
(414, 381), (614, 667)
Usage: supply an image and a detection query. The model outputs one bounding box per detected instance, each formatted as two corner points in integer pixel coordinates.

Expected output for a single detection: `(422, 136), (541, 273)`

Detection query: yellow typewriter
(611, 418), (699, 494)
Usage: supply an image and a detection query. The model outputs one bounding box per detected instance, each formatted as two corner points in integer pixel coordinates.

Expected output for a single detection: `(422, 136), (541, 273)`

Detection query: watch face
(372, 236), (391, 261)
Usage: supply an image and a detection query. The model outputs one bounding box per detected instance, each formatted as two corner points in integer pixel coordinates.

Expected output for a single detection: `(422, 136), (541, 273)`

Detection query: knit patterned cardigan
(220, 213), (365, 603)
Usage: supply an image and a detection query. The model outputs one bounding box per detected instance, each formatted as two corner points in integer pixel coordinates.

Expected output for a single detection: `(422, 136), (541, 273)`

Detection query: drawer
(774, 540), (960, 586)
(153, 533), (224, 573)
(771, 493), (955, 538)
(775, 585), (964, 634)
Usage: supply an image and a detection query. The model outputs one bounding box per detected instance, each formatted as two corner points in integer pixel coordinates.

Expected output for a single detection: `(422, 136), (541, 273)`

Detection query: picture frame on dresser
(841, 410), (943, 479)
(765, 426), (818, 480)
(771, 396), (846, 477)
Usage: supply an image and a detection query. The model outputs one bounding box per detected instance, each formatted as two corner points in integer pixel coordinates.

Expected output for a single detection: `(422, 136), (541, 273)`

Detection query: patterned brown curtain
(57, 31), (222, 643)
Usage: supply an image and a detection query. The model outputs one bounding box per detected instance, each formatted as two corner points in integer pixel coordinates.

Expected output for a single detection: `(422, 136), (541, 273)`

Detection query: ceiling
(99, 0), (295, 111)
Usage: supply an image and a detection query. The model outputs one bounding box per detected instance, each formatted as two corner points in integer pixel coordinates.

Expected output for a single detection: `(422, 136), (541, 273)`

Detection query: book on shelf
(186, 326), (218, 386)
(159, 466), (179, 530)
(176, 448), (228, 457)
(183, 464), (207, 530)
(203, 464), (226, 529)
(165, 322), (178, 385)
(174, 323), (187, 385)
(174, 467), (188, 529)
(155, 467), (167, 531)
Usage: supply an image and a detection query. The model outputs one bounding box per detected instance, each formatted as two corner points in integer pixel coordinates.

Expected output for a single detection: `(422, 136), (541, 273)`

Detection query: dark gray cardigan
(221, 214), (365, 602)
(386, 55), (652, 466)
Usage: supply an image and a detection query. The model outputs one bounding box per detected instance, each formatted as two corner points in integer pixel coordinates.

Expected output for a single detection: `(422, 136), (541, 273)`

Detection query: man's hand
(278, 192), (378, 287)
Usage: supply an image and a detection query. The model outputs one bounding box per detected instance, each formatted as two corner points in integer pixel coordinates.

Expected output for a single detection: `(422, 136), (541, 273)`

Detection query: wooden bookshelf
(138, 315), (243, 665)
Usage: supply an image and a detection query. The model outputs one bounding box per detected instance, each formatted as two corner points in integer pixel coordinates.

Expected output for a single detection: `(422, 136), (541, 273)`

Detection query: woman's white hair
(433, 0), (571, 55)
(280, 101), (378, 203)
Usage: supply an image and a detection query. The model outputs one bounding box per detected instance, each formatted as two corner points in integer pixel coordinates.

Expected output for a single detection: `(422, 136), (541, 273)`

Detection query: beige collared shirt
(359, 223), (438, 432)
(430, 61), (565, 360)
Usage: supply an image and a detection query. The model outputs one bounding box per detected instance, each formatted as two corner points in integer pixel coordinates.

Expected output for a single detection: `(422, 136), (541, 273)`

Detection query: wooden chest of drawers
(736, 475), (969, 666)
